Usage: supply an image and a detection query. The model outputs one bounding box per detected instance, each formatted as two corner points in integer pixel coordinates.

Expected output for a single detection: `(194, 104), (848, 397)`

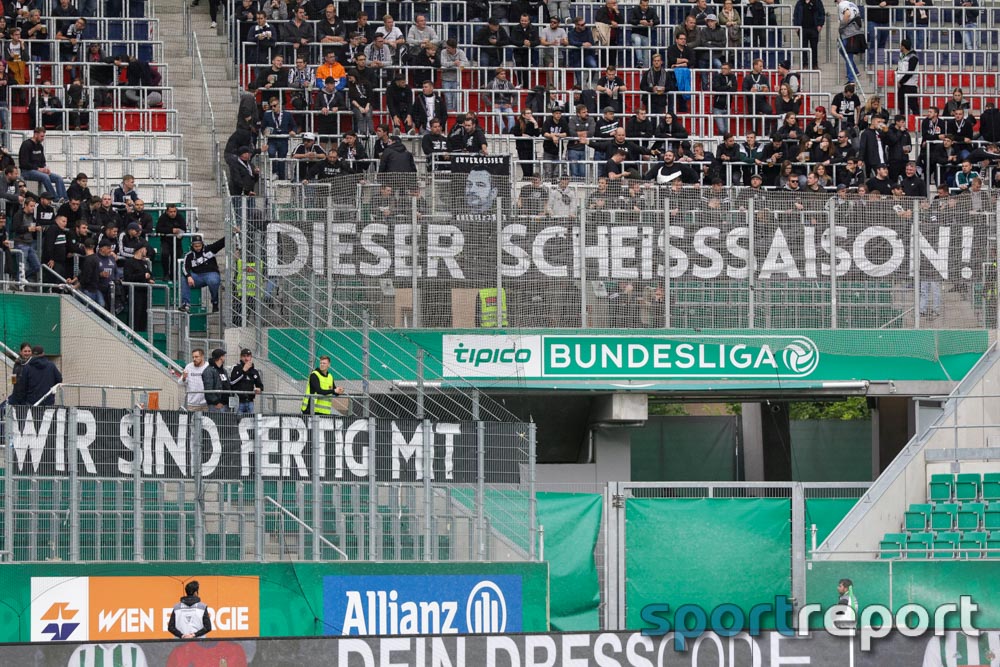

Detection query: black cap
(210, 348), (227, 361)
(779, 59), (791, 70)
(191, 234), (204, 244)
(98, 238), (114, 247)
(39, 191), (53, 200)
(877, 163), (889, 169)
(127, 222), (141, 232)
(241, 348), (252, 356)
(836, 182), (848, 190)
(238, 145), (253, 155)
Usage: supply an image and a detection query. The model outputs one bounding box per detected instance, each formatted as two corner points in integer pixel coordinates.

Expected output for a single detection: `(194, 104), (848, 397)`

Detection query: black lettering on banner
(7, 407), (525, 483)
(265, 218), (992, 283)
(0, 630), (934, 665)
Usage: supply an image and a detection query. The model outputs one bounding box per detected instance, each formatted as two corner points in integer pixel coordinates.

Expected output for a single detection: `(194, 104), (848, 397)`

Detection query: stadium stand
(881, 472), (1000, 559)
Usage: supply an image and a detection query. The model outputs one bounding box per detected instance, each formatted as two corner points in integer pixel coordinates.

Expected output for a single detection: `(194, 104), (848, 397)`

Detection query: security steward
(168, 580), (212, 639)
(301, 355), (344, 415)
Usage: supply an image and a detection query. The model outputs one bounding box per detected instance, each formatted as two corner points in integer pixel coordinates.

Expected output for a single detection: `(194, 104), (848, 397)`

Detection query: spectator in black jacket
(13, 346), (62, 406)
(410, 81), (448, 134)
(474, 18), (509, 68)
(378, 135), (417, 173)
(67, 173), (93, 203)
(18, 128), (67, 200)
(156, 203), (187, 280)
(229, 146), (260, 196)
(180, 235), (225, 313)
(980, 103), (1000, 144)
(74, 238), (103, 304)
(41, 214), (72, 282)
(202, 348), (232, 413)
(230, 348), (264, 413)
(119, 243), (154, 332)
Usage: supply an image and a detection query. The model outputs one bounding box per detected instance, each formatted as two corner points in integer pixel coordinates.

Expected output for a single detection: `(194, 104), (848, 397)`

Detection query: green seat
(983, 473), (1000, 502)
(905, 532), (933, 559)
(904, 503), (933, 532)
(929, 474), (954, 502)
(955, 473), (982, 502)
(933, 531), (961, 558)
(958, 502), (985, 531)
(987, 531), (1000, 558)
(959, 531), (988, 559)
(931, 503), (958, 531)
(879, 532), (907, 559)
(985, 503), (1000, 530)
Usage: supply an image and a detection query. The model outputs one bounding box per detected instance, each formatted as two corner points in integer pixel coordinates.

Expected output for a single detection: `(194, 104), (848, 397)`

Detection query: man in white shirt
(545, 174), (579, 218)
(375, 15), (405, 56)
(179, 348), (208, 411)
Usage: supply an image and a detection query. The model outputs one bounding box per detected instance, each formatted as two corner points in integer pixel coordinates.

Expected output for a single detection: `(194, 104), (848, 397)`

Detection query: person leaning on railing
(301, 355), (344, 415)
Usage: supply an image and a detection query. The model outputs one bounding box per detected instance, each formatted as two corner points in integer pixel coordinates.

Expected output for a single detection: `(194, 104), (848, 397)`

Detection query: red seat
(11, 106), (28, 130)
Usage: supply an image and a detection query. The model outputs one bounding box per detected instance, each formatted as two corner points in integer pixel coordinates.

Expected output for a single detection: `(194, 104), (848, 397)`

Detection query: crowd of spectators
(0, 0), (165, 122)
(0, 130), (208, 325)
(223, 0), (999, 199)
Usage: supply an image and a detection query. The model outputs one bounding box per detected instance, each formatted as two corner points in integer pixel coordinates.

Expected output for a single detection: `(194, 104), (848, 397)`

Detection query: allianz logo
(341, 581), (508, 635)
(453, 343), (532, 367)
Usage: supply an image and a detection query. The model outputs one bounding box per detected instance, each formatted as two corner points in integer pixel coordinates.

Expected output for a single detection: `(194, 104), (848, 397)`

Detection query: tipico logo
(442, 335), (542, 378)
(781, 338), (820, 375)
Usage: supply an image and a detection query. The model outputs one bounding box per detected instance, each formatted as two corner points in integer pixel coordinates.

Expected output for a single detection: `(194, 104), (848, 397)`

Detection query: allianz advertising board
(323, 575), (523, 636)
(441, 334), (820, 380)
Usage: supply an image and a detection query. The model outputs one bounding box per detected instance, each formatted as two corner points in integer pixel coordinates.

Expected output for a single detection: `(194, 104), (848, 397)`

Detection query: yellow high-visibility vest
(301, 369), (334, 414)
(478, 288), (508, 328)
(235, 259), (258, 298)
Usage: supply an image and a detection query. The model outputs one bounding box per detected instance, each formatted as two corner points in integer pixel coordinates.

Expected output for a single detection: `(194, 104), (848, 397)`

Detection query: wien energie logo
(40, 602), (81, 641)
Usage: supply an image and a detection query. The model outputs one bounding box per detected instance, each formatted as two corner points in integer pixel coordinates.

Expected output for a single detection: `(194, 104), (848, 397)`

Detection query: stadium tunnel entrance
(486, 387), (940, 486)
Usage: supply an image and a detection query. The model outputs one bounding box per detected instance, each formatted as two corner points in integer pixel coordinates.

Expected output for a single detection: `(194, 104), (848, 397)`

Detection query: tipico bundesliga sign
(442, 334), (820, 380)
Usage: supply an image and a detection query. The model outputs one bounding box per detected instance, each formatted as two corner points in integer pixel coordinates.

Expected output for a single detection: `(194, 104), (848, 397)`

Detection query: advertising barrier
(0, 562), (549, 643)
(270, 328), (989, 387)
(0, 630), (990, 666)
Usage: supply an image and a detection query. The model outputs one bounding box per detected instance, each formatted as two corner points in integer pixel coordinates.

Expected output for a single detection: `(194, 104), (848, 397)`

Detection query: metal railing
(31, 382), (161, 408)
(2, 403), (537, 563)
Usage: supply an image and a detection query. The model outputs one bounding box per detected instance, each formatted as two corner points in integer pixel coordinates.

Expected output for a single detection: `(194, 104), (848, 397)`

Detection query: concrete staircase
(156, 0), (240, 239)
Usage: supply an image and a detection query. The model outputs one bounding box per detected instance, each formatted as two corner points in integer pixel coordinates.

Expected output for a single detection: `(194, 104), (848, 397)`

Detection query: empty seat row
(881, 530), (1000, 560)
(905, 501), (1000, 532)
(929, 473), (1000, 503)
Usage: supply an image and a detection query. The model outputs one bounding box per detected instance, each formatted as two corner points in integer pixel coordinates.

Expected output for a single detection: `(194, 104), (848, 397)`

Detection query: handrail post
(423, 418), (433, 562)
(131, 406), (144, 562)
(68, 407), (80, 562)
(310, 415), (322, 561)
(528, 420), (537, 560)
(192, 411), (205, 561)
(3, 407), (12, 560)
(254, 413), (264, 562)
(367, 418), (377, 561)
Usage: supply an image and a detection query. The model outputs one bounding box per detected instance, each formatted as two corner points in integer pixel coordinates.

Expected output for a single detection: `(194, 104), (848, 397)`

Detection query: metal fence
(228, 175), (1000, 344)
(603, 481), (871, 631)
(2, 404), (536, 563)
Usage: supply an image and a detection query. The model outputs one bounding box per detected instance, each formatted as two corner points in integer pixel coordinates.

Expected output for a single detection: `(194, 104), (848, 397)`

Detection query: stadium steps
(157, 0), (240, 251)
